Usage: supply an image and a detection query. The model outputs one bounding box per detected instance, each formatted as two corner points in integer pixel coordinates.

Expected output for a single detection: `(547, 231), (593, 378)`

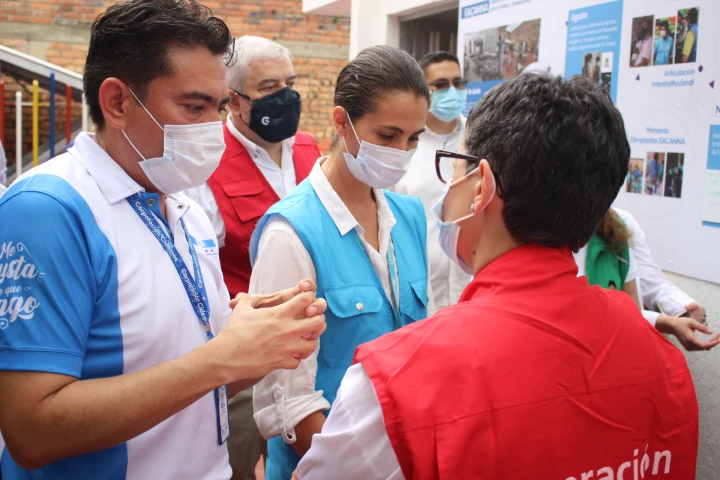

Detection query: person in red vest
(185, 35), (320, 480)
(295, 74), (699, 479)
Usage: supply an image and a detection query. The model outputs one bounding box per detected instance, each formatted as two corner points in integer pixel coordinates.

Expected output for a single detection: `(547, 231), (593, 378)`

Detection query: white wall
(349, 0), (458, 57)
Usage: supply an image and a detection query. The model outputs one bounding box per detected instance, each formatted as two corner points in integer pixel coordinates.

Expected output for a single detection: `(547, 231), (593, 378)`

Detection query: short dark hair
(331, 45), (430, 148)
(659, 20), (670, 30)
(84, 0), (233, 128)
(465, 74), (630, 251)
(688, 8), (698, 24)
(418, 51), (460, 75)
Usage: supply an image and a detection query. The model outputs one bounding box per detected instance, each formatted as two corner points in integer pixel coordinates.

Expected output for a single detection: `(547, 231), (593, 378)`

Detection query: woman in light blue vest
(249, 45), (432, 479)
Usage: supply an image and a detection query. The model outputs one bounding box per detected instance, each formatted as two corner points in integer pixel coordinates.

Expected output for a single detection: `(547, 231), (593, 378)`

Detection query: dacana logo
(566, 446), (671, 480)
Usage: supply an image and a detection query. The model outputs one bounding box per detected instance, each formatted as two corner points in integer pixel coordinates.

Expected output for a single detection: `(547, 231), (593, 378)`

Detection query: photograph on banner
(626, 158), (644, 194)
(565, 1), (622, 103)
(675, 7), (699, 64)
(581, 52), (601, 83)
(464, 18), (541, 83)
(644, 152), (665, 196)
(653, 17), (676, 66)
(629, 15), (654, 68)
(664, 153), (684, 198)
(580, 52), (613, 94)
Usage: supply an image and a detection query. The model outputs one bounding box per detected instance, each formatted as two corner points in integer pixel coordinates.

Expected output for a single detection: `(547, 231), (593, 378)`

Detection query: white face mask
(432, 167), (496, 276)
(342, 115), (416, 189)
(122, 89), (226, 194)
(660, 30), (668, 39)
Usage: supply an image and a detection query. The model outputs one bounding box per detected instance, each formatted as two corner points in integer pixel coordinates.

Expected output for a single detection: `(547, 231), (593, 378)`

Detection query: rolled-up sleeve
(250, 217), (330, 442)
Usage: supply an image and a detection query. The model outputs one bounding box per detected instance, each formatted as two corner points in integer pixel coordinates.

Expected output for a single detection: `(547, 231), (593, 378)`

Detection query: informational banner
(458, 0), (720, 284)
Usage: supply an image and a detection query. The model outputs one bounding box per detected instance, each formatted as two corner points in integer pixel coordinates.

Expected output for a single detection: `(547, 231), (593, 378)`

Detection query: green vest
(585, 234), (630, 290)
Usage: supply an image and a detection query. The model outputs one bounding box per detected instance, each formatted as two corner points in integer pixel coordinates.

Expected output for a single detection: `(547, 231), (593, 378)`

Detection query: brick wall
(0, 0), (350, 163)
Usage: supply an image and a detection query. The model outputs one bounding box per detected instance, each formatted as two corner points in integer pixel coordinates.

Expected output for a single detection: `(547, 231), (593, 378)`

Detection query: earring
(470, 203), (476, 213)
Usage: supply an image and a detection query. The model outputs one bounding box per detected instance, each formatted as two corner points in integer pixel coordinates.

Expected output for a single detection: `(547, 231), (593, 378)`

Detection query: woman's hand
(656, 314), (720, 351)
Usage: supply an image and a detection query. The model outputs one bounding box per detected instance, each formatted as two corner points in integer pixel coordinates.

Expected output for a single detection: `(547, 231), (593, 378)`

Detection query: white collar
(308, 158), (396, 237)
(68, 132), (144, 204)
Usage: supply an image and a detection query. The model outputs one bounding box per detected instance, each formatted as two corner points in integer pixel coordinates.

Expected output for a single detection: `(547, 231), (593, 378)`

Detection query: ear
(227, 88), (244, 117)
(98, 78), (132, 131)
(332, 106), (349, 139)
(472, 159), (497, 213)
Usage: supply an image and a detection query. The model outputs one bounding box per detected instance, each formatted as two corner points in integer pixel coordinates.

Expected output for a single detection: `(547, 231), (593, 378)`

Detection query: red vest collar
(460, 244), (579, 301)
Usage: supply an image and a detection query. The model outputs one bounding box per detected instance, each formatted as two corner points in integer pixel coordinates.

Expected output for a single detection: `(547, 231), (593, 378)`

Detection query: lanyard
(127, 194), (229, 445)
(386, 238), (402, 330)
(354, 232), (402, 331)
(127, 194), (213, 340)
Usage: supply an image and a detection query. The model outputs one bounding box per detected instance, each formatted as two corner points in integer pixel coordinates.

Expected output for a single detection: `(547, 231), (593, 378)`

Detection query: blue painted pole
(49, 71), (56, 158)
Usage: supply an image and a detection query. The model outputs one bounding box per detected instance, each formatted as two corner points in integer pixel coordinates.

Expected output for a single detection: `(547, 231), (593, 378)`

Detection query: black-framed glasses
(435, 150), (504, 197)
(435, 150), (480, 184)
(429, 78), (469, 91)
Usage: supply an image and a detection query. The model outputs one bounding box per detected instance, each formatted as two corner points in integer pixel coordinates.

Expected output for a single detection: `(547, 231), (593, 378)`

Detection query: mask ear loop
(473, 171), (496, 216)
(127, 88), (164, 132)
(123, 87), (164, 162)
(231, 90), (252, 127)
(449, 165), (497, 224)
(122, 130), (149, 161)
(343, 112), (362, 155)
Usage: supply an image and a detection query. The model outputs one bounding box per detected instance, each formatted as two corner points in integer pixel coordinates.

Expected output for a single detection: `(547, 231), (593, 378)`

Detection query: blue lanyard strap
(386, 238), (402, 330)
(126, 194), (213, 340)
(127, 194), (229, 446)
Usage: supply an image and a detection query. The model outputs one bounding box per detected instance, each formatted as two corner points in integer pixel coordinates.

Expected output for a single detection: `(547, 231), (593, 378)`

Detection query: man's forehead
(248, 56), (294, 79)
(426, 61), (461, 80)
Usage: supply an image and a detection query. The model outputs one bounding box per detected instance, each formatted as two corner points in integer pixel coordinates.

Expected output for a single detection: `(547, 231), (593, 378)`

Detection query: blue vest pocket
(320, 284), (386, 369)
(400, 277), (429, 320)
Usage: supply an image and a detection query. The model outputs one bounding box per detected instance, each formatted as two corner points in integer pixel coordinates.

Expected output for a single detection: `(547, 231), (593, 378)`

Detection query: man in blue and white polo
(0, 1), (326, 479)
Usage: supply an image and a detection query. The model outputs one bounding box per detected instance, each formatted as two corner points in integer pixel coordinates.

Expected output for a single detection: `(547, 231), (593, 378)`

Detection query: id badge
(215, 385), (230, 445)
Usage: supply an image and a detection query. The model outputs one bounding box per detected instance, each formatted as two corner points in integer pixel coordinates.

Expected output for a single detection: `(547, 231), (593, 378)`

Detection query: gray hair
(226, 36), (293, 92)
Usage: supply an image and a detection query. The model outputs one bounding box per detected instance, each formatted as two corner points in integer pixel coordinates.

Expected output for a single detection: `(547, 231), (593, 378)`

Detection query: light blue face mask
(432, 166), (495, 276)
(430, 87), (468, 123)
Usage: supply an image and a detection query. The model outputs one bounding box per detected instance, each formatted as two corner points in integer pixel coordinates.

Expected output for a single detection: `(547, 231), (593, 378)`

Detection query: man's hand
(214, 280), (328, 384)
(685, 302), (707, 324)
(656, 314), (720, 351)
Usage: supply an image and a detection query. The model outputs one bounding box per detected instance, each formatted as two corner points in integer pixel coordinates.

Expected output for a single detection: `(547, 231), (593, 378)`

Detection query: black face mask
(236, 87), (301, 143)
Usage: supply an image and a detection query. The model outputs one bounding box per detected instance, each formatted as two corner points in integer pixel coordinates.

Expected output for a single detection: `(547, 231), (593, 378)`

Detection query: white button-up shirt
(393, 116), (470, 314)
(251, 159), (434, 443)
(184, 115), (297, 248)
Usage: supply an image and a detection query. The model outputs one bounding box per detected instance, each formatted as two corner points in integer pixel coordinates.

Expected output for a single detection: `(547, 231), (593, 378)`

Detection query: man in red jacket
(185, 35), (320, 480)
(296, 74), (699, 479)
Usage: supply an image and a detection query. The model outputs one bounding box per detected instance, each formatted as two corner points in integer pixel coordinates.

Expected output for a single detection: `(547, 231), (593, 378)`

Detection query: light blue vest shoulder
(249, 177), (429, 480)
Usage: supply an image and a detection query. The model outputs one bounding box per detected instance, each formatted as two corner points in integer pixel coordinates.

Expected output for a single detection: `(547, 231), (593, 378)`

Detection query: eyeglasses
(435, 150), (504, 196)
(435, 150), (480, 184)
(429, 78), (469, 91)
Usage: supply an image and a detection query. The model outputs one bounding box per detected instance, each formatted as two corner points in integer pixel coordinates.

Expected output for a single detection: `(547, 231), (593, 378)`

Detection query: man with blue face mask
(0, 2), (327, 479)
(394, 51), (470, 313)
